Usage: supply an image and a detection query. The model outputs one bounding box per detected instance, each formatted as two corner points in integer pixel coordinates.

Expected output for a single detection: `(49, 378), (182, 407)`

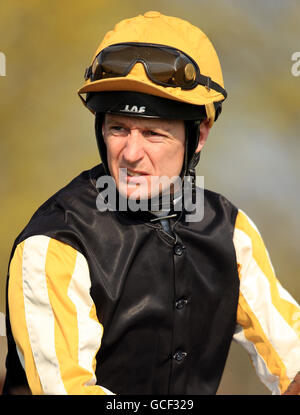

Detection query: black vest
(4, 164), (239, 395)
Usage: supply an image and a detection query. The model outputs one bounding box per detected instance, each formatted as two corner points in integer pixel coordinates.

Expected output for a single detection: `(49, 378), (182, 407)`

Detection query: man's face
(102, 114), (185, 200)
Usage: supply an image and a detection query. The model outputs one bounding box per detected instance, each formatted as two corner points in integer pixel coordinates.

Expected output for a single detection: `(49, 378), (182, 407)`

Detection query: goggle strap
(196, 74), (227, 98)
(84, 66), (92, 81)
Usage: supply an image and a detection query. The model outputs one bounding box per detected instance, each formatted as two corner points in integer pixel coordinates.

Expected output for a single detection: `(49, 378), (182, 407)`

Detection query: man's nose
(122, 129), (145, 164)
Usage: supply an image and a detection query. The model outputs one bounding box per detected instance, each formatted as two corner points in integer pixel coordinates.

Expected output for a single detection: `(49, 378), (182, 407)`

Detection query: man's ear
(102, 116), (105, 139)
(195, 119), (211, 153)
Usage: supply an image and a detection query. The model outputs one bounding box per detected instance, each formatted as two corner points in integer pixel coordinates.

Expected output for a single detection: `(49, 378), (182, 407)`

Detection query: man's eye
(145, 131), (161, 138)
(111, 126), (126, 134)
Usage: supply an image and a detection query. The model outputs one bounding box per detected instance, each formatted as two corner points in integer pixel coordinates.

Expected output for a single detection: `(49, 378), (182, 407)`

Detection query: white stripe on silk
(22, 235), (67, 395)
(234, 227), (300, 382)
(67, 251), (103, 385)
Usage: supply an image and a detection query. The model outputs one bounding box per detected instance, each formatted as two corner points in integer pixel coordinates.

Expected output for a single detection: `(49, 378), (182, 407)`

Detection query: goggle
(84, 42), (227, 98)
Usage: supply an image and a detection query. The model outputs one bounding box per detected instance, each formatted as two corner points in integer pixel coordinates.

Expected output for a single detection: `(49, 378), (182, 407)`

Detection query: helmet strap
(188, 152), (201, 205)
(182, 121), (202, 207)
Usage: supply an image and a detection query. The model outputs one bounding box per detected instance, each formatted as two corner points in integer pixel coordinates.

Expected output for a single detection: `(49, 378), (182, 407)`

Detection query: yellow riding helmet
(78, 11), (226, 127)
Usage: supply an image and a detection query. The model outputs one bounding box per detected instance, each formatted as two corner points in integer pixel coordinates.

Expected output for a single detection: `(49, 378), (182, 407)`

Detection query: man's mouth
(119, 168), (149, 186)
(127, 169), (148, 177)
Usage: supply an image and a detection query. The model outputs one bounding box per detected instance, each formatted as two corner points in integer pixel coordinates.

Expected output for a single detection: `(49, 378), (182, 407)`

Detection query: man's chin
(118, 185), (156, 201)
(117, 184), (177, 212)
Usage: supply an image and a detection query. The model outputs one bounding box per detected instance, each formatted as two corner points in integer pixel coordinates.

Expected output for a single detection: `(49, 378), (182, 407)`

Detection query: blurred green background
(0, 0), (299, 394)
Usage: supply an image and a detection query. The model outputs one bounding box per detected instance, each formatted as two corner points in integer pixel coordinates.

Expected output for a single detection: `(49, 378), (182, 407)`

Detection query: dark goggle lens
(90, 43), (198, 89)
(93, 45), (133, 78)
(147, 55), (196, 87)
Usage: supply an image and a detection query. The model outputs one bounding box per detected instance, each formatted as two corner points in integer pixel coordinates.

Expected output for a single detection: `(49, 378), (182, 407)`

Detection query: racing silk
(3, 164), (300, 395)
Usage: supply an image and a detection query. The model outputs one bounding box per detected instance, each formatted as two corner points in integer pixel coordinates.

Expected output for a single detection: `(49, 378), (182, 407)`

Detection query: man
(3, 11), (300, 395)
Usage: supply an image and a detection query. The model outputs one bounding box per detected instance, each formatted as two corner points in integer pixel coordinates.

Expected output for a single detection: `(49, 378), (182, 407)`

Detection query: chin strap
(183, 120), (202, 206)
(188, 151), (201, 205)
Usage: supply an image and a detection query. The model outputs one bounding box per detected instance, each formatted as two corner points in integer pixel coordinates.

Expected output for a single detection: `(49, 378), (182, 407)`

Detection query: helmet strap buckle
(205, 76), (211, 91)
